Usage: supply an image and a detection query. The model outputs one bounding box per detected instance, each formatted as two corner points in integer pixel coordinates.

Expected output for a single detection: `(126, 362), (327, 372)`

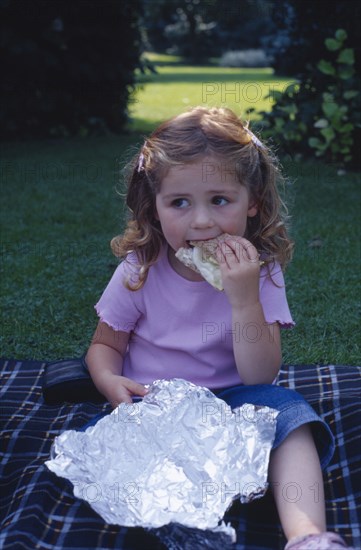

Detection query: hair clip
(244, 127), (265, 150)
(137, 141), (147, 173)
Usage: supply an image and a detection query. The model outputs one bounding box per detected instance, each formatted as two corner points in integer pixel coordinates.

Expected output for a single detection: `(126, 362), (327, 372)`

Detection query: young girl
(86, 107), (350, 549)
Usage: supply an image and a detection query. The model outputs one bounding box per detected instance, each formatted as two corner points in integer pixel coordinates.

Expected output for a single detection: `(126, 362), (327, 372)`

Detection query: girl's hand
(216, 236), (261, 309)
(102, 374), (148, 408)
(86, 325), (148, 408)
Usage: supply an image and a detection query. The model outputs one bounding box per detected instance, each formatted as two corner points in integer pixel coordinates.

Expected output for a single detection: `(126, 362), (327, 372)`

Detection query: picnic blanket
(1, 359), (360, 549)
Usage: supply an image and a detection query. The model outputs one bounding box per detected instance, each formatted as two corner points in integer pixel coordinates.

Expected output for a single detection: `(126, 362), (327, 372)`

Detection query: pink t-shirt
(95, 246), (294, 389)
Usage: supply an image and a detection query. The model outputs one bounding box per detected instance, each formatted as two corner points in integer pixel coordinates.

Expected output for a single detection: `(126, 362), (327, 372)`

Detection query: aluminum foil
(45, 378), (278, 542)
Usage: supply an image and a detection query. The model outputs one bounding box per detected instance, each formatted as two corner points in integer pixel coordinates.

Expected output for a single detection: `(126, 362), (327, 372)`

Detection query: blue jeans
(214, 384), (335, 469)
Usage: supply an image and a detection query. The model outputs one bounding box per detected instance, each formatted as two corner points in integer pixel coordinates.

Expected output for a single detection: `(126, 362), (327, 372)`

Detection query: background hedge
(1, 0), (142, 139)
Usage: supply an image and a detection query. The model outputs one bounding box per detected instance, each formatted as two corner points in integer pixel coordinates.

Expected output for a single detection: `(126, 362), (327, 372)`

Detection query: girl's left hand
(215, 236), (261, 309)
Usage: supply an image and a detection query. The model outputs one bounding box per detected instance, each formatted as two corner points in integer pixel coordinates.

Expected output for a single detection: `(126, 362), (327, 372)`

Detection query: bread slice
(175, 234), (230, 290)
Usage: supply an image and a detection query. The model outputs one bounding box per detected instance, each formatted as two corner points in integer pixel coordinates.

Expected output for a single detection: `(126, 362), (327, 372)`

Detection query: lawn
(1, 56), (360, 365)
(130, 55), (291, 133)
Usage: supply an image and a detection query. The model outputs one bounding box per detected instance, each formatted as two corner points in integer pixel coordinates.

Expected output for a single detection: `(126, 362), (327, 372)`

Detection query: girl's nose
(190, 206), (214, 229)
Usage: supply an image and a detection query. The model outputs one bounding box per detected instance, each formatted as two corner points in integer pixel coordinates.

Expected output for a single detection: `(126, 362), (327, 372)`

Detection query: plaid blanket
(1, 359), (360, 550)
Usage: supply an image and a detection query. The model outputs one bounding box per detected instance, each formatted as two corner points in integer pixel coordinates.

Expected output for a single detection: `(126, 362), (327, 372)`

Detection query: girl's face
(155, 157), (258, 281)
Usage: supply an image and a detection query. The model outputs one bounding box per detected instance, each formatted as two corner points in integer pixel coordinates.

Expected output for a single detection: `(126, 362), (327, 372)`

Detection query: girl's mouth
(186, 237), (219, 247)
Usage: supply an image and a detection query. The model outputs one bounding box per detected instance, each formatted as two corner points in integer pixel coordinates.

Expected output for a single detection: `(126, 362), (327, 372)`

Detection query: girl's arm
(231, 304), (282, 384)
(85, 321), (148, 406)
(217, 236), (282, 385)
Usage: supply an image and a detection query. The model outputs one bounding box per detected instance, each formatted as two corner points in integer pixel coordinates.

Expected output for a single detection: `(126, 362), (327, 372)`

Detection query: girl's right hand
(103, 374), (148, 408)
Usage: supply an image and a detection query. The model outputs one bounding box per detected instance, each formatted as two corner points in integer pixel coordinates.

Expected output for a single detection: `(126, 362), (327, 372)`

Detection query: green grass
(280, 161), (360, 364)
(1, 56), (360, 364)
(131, 54), (291, 133)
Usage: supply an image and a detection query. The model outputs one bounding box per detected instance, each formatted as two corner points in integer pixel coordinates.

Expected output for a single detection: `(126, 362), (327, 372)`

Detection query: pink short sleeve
(94, 255), (143, 332)
(259, 263), (295, 328)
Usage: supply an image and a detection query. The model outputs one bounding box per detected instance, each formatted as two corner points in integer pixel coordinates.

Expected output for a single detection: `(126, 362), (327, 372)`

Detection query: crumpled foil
(45, 378), (278, 542)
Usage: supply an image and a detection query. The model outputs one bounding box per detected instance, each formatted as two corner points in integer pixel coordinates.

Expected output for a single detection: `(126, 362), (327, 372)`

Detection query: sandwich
(175, 234), (230, 291)
(176, 234), (265, 290)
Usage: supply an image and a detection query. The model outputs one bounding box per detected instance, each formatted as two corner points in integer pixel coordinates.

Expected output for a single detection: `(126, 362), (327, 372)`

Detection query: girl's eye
(212, 196), (229, 206)
(171, 198), (189, 208)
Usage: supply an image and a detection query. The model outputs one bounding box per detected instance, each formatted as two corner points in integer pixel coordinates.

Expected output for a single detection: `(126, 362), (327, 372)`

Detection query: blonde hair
(112, 106), (293, 290)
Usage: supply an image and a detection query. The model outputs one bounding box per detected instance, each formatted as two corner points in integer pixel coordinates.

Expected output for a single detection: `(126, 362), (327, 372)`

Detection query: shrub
(260, 29), (360, 168)
(219, 49), (271, 68)
(308, 30), (360, 165)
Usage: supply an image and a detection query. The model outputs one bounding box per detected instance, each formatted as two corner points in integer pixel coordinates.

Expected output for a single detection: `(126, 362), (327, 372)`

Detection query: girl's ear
(247, 202), (258, 218)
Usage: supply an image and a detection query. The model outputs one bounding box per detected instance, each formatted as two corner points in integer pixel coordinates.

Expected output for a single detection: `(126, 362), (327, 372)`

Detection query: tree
(140, 0), (275, 60)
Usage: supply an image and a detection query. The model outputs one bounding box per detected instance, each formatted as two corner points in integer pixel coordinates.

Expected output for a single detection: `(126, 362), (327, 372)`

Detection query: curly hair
(111, 106), (294, 290)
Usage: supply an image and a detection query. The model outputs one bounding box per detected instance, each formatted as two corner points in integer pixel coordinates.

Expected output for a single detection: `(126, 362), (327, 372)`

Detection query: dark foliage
(266, 0), (360, 76)
(1, 0), (142, 139)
